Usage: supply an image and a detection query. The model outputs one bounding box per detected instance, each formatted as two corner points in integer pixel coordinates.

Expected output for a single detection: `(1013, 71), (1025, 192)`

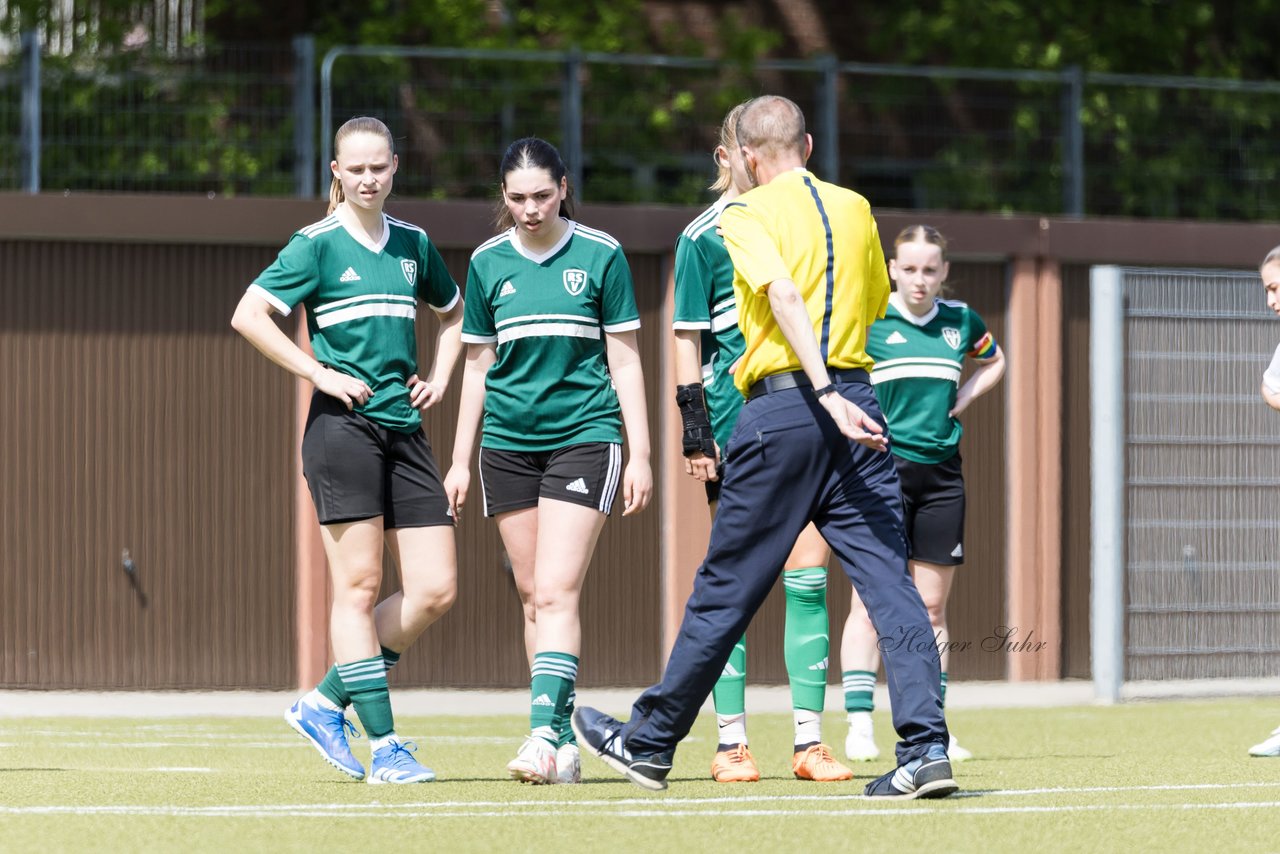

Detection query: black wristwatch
(814, 383), (837, 398)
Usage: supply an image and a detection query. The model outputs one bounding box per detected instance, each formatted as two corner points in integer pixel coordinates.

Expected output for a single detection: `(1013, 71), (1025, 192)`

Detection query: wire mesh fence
(1122, 268), (1280, 680)
(12, 36), (1280, 219)
(836, 72), (1068, 213)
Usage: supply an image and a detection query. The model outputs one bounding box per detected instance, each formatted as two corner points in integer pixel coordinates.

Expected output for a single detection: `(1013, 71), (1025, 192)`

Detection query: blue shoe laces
(383, 740), (421, 767)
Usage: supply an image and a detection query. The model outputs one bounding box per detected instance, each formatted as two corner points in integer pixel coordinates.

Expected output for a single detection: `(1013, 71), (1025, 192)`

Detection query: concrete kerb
(3, 679), (1274, 718)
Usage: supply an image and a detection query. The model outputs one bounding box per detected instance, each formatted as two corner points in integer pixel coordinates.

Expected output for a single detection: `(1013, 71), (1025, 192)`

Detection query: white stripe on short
(599, 444), (623, 514)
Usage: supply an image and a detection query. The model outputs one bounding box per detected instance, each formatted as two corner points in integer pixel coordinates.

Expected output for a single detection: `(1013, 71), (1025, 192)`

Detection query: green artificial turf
(4, 697), (1280, 852)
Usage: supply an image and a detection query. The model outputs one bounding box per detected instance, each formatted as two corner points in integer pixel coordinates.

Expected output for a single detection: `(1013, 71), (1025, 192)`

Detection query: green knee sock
(317, 646), (401, 709)
(338, 655), (394, 740)
(783, 566), (829, 712)
(555, 690), (578, 748)
(941, 671), (949, 708)
(843, 670), (876, 713)
(530, 652), (578, 747)
(711, 636), (747, 716)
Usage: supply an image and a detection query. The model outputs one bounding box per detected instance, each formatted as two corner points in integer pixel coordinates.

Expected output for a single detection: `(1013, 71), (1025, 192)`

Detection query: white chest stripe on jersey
(873, 356), (962, 371)
(710, 307), (740, 333)
(496, 322), (601, 344)
(870, 363), (962, 385)
(494, 313), (599, 329)
(314, 293), (416, 314)
(316, 303), (417, 329)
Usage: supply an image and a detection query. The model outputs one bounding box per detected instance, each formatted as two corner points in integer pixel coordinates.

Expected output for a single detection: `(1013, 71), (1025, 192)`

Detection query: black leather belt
(748, 368), (870, 400)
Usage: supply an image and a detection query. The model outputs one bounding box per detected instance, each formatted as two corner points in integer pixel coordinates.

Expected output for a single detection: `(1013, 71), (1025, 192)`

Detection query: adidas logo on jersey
(885, 330), (908, 344)
(808, 657), (829, 671)
(532, 693), (554, 707)
(339, 266), (362, 283)
(565, 478), (590, 495)
(499, 281), (517, 297)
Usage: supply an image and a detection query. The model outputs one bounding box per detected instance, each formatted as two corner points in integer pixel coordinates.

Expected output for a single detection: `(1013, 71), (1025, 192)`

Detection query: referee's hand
(819, 392), (888, 452)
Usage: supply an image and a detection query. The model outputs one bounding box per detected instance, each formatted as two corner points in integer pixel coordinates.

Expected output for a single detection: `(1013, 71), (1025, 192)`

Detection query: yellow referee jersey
(720, 168), (890, 395)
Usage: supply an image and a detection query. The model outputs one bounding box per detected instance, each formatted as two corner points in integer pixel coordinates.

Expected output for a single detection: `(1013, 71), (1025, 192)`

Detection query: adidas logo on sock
(339, 266), (362, 282)
(808, 656), (829, 671)
(566, 478), (589, 494)
(532, 693), (555, 706)
(499, 281), (517, 297)
(885, 330), (907, 344)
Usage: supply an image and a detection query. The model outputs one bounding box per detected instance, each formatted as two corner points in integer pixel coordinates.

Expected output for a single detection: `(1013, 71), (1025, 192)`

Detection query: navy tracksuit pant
(623, 374), (949, 765)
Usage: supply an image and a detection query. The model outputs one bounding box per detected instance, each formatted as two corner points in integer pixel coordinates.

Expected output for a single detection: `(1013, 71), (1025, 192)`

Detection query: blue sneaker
(864, 743), (958, 800)
(571, 706), (672, 791)
(285, 699), (365, 780)
(368, 739), (436, 784)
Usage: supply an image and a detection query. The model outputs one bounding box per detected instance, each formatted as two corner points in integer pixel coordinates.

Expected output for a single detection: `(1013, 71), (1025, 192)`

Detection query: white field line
(120, 767), (216, 773)
(0, 736), (508, 748)
(5, 782), (1280, 819)
(0, 732), (509, 742)
(5, 801), (1280, 819)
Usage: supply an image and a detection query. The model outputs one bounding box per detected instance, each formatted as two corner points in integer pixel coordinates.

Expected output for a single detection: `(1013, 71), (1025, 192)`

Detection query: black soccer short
(479, 442), (622, 516)
(895, 452), (966, 566)
(300, 391), (451, 528)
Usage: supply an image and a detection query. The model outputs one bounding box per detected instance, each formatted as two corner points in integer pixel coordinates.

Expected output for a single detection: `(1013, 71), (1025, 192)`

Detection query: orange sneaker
(711, 744), (761, 782)
(792, 743), (854, 781)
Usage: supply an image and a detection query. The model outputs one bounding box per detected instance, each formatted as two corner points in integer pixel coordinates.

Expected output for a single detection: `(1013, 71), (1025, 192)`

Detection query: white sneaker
(556, 743), (581, 784)
(507, 736), (557, 784)
(1249, 726), (1280, 757)
(948, 733), (973, 762)
(844, 711), (880, 761)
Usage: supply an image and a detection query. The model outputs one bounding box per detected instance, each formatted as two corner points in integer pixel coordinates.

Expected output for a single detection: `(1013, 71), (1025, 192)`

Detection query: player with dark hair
(445, 137), (652, 785)
(840, 224), (1004, 763)
(232, 116), (463, 784)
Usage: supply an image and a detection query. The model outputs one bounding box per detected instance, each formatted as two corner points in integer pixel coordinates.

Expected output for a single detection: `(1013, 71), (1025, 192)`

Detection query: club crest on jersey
(401, 259), (418, 285)
(942, 327), (962, 349)
(563, 268), (588, 296)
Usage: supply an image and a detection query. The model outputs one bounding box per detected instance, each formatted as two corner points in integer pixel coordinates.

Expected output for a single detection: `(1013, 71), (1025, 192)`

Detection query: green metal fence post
(20, 29), (40, 194)
(293, 35), (317, 199)
(561, 47), (584, 200)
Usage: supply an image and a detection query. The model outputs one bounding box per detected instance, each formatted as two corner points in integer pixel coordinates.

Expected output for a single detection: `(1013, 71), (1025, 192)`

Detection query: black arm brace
(676, 383), (717, 458)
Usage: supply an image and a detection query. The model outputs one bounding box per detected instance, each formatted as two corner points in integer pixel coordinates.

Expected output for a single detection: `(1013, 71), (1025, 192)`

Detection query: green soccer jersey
(251, 212), (461, 433)
(672, 200), (747, 450)
(461, 220), (641, 452)
(866, 294), (998, 464)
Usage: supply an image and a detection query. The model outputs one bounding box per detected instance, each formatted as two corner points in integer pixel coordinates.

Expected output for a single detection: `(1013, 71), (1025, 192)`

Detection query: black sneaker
(864, 743), (958, 800)
(571, 706), (673, 791)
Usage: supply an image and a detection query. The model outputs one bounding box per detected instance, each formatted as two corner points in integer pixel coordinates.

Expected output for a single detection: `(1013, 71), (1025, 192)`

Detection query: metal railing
(12, 33), (1280, 220)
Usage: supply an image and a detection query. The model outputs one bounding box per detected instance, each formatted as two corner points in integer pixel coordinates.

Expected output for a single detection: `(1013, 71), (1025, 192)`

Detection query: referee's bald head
(736, 96), (807, 159)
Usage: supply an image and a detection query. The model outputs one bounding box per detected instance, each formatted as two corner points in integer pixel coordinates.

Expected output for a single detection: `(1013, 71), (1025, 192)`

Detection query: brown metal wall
(8, 195), (1275, 689)
(1060, 265), (1093, 679)
(739, 262), (1010, 683)
(385, 249), (664, 688)
(0, 241), (295, 688)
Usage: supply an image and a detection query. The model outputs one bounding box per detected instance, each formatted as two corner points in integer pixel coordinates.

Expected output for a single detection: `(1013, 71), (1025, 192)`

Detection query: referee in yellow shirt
(574, 95), (955, 799)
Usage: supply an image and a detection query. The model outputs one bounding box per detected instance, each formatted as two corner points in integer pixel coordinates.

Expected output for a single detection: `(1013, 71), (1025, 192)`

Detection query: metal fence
(13, 34), (1280, 219)
(1092, 266), (1280, 699)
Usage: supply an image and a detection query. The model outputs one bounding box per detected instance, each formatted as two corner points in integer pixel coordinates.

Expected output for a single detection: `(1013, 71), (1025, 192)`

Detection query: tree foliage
(6, 0), (1280, 216)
